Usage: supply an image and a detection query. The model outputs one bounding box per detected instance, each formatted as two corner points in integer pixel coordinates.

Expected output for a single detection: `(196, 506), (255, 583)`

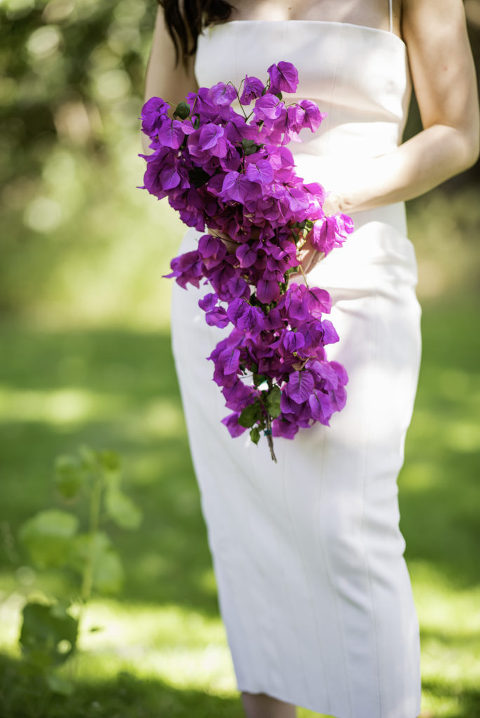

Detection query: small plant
(16, 445), (142, 696)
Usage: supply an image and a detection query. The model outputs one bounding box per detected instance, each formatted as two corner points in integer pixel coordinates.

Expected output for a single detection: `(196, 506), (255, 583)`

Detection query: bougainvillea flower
(267, 61), (299, 94)
(139, 61), (353, 460)
(239, 75), (265, 105)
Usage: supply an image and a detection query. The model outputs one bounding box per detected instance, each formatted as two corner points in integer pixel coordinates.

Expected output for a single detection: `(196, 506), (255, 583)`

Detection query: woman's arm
(141, 5), (199, 153)
(330, 0), (480, 215)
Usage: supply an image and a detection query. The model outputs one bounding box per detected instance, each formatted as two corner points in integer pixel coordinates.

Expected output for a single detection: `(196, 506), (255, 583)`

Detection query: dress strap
(388, 0), (393, 33)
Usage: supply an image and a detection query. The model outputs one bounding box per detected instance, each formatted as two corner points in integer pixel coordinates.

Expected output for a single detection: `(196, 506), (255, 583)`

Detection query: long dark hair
(158, 0), (235, 68)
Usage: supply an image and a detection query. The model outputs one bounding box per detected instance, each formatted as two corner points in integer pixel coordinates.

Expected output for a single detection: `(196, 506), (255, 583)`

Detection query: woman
(143, 1), (479, 717)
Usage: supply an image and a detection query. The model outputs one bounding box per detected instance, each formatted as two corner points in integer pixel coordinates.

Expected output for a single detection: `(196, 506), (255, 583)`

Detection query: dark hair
(158, 0), (235, 68)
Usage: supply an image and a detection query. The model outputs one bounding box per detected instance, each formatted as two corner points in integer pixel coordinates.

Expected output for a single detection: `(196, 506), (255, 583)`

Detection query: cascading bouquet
(139, 61), (354, 462)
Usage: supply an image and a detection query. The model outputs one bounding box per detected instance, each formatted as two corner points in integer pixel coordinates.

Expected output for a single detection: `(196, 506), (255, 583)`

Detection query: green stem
(258, 383), (278, 463)
(79, 465), (103, 608)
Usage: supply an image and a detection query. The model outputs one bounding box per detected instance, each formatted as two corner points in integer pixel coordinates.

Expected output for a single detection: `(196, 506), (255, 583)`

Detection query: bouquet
(139, 61), (354, 462)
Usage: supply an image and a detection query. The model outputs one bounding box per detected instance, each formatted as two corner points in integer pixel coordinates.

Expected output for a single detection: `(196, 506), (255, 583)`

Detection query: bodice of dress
(194, 20), (412, 190)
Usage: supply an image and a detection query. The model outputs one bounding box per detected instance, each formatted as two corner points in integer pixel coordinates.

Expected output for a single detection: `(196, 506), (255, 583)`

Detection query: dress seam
(315, 428), (354, 718)
(361, 288), (384, 717)
(281, 437), (330, 712)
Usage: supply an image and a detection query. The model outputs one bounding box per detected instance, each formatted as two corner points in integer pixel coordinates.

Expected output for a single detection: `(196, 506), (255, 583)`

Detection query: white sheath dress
(169, 5), (423, 717)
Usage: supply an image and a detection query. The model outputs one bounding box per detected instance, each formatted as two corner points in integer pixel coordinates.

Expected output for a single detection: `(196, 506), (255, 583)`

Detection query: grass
(0, 287), (479, 717)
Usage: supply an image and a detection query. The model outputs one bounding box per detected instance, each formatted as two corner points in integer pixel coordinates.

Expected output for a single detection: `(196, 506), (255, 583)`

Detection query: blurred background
(0, 1), (479, 716)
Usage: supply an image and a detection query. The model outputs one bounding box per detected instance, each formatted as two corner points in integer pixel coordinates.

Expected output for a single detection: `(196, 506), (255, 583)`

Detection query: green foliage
(0, 303), (479, 714)
(15, 444), (142, 697)
(18, 509), (79, 569)
(265, 385), (282, 418)
(19, 599), (78, 669)
(249, 426), (260, 444)
(238, 400), (261, 428)
(173, 101), (190, 120)
(54, 454), (85, 499)
(241, 138), (263, 155)
(70, 531), (124, 595)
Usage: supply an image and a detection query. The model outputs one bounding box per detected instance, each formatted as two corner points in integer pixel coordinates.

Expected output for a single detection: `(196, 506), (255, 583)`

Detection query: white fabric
(170, 19), (422, 718)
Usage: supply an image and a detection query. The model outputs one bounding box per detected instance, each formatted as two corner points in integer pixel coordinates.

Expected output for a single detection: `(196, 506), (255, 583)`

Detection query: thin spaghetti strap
(388, 0), (393, 33)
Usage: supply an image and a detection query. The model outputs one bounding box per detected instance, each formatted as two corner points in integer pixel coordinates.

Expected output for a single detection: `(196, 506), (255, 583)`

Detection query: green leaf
(71, 532), (124, 595)
(78, 444), (98, 472)
(238, 400), (261, 428)
(253, 373), (267, 387)
(249, 426), (260, 444)
(18, 510), (79, 569)
(19, 601), (78, 670)
(241, 138), (262, 156)
(46, 672), (74, 695)
(98, 449), (121, 473)
(266, 385), (282, 418)
(54, 454), (85, 499)
(105, 487), (142, 530)
(173, 101), (190, 119)
(92, 548), (124, 595)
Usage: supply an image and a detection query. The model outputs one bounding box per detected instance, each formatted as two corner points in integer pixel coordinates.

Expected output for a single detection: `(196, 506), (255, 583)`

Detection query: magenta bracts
(139, 61), (354, 462)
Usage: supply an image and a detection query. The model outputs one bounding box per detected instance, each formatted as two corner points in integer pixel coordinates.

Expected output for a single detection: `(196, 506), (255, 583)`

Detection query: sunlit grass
(0, 293), (479, 716)
(0, 571), (479, 717)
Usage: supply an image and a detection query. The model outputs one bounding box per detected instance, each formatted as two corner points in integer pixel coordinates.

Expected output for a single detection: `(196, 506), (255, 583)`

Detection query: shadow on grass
(420, 677), (480, 718)
(0, 652), (244, 718)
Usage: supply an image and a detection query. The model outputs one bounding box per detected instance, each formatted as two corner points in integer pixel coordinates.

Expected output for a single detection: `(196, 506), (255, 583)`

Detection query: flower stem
(265, 414), (277, 463)
(298, 263), (310, 288)
(257, 392), (278, 463)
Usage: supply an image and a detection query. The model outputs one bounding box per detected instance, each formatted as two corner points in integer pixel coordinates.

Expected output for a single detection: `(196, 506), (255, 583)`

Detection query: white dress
(169, 7), (423, 718)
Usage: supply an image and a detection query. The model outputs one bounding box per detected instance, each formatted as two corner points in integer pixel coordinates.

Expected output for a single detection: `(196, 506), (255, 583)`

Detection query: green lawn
(0, 290), (479, 718)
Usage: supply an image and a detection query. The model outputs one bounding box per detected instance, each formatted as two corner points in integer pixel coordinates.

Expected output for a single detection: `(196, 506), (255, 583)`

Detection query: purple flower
(139, 62), (354, 455)
(285, 370), (315, 403)
(256, 278), (280, 304)
(209, 82), (237, 107)
(188, 124), (228, 158)
(267, 61), (299, 94)
(307, 287), (332, 318)
(239, 75), (265, 105)
(163, 249), (204, 289)
(298, 99), (326, 132)
(156, 119), (185, 149)
(253, 94), (285, 122)
(205, 306), (229, 328)
(141, 96), (170, 137)
(220, 172), (261, 204)
(281, 330), (305, 353)
(310, 213), (355, 256)
(221, 411), (247, 437)
(272, 413), (299, 439)
(245, 159), (274, 185)
(308, 390), (333, 424)
(198, 292), (218, 311)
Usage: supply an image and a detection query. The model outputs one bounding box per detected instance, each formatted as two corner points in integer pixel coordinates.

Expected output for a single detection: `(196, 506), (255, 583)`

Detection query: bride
(142, 2), (479, 717)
